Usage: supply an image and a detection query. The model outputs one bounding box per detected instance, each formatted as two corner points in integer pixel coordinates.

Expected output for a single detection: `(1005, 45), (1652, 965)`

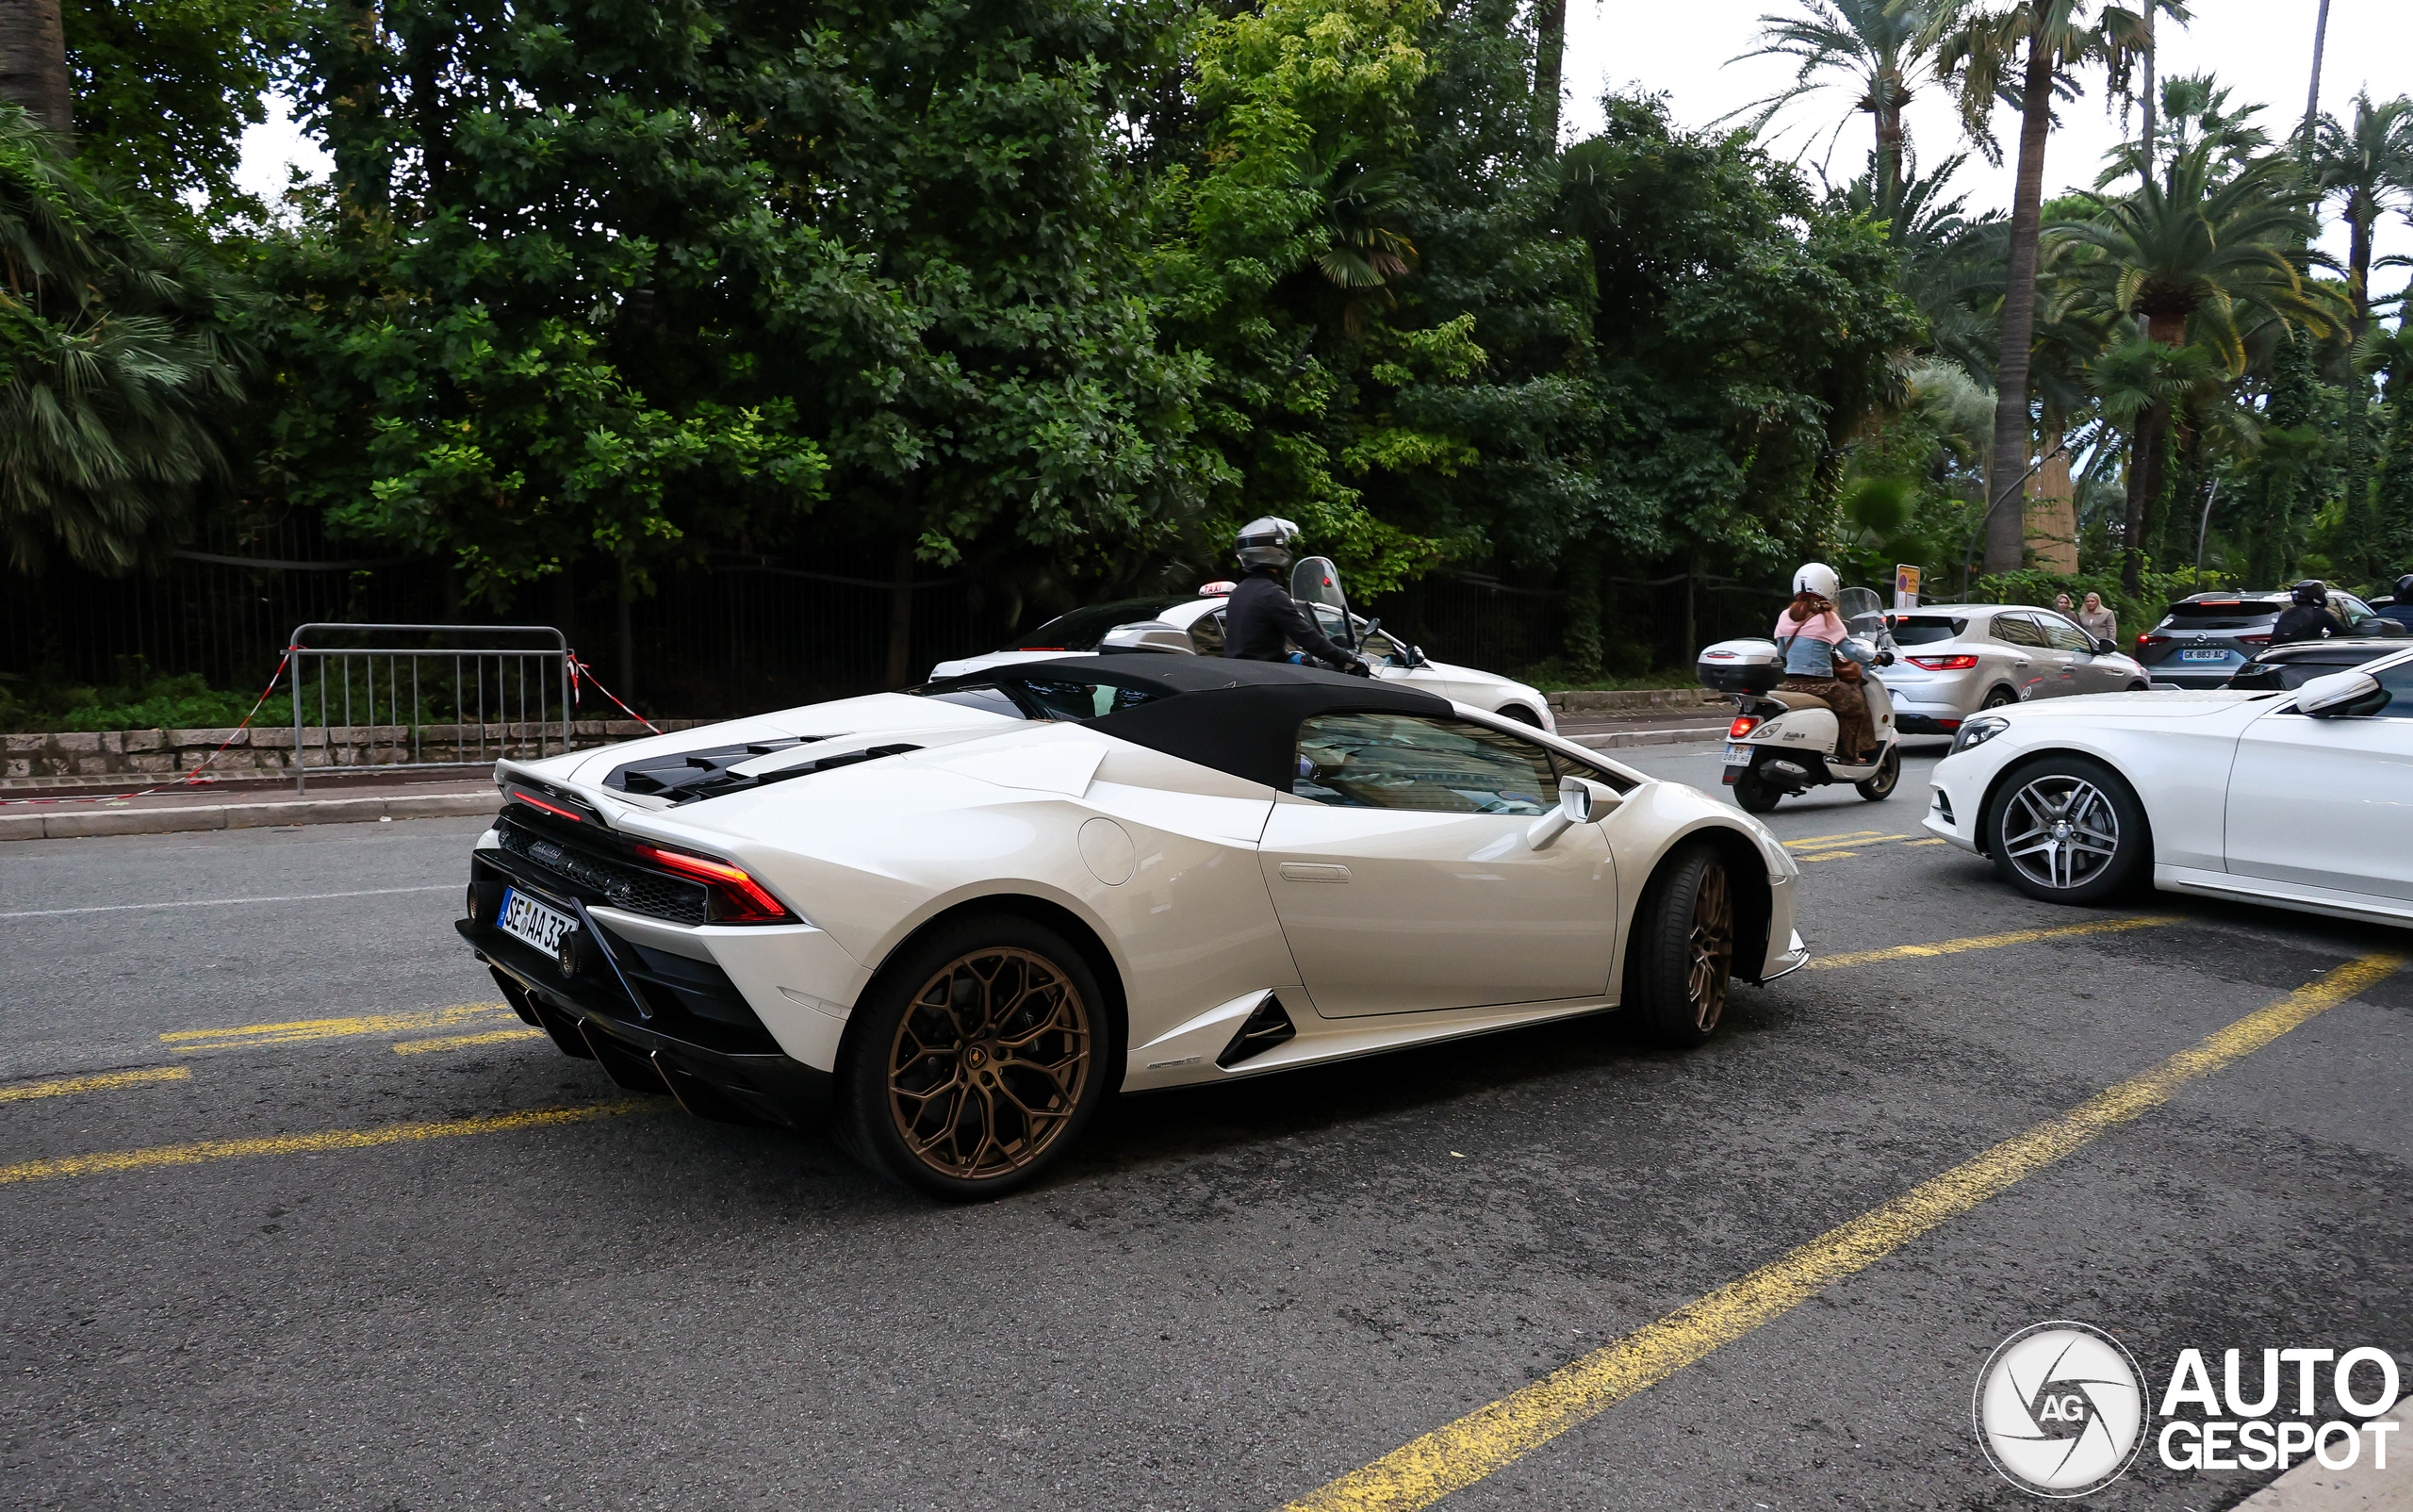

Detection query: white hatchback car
(1924, 647), (2413, 926)
(1877, 603), (2150, 736)
(931, 590), (1559, 731)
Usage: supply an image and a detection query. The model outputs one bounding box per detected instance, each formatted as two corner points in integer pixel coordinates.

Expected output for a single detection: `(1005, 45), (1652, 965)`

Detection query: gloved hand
(1346, 658), (1374, 678)
(1875, 651), (1895, 667)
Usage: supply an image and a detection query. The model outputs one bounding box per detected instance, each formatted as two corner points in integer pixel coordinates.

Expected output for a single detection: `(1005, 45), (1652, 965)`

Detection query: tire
(1498, 704), (1542, 727)
(1855, 745), (1900, 801)
(1624, 844), (1735, 1049)
(1980, 687), (2018, 710)
(1732, 767), (1781, 814)
(1983, 754), (2152, 905)
(833, 913), (1110, 1200)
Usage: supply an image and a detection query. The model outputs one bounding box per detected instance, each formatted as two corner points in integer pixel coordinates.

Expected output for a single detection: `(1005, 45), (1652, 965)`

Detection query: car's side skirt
(1127, 993), (1620, 1093)
(2155, 864), (2413, 928)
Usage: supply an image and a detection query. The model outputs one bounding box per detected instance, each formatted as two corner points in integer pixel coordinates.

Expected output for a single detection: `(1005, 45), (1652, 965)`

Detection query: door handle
(1278, 863), (1352, 883)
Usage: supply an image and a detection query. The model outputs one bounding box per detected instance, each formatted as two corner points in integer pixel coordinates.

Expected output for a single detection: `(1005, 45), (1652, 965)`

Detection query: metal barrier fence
(289, 624), (572, 793)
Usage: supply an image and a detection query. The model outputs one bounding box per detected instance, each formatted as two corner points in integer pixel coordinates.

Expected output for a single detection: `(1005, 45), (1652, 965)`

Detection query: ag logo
(1974, 1322), (2147, 1497)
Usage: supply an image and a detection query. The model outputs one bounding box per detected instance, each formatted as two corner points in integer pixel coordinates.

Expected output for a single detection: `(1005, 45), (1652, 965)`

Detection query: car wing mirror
(2294, 669), (2385, 717)
(1405, 644), (1429, 668)
(1527, 778), (1619, 850)
(2095, 638), (2120, 655)
(2371, 619), (2410, 638)
(1097, 621), (1196, 655)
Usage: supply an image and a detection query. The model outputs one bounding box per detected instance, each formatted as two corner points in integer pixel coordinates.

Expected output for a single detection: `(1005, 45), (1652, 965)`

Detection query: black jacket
(2271, 604), (2348, 645)
(1222, 573), (1355, 668)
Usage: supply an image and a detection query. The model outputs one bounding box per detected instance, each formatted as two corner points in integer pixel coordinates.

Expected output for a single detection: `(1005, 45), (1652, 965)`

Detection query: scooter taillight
(1728, 715), (1760, 739)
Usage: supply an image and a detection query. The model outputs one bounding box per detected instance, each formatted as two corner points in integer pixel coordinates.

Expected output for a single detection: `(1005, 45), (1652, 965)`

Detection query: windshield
(1006, 598), (1189, 651)
(1888, 615), (1966, 647)
(1834, 586), (1888, 644)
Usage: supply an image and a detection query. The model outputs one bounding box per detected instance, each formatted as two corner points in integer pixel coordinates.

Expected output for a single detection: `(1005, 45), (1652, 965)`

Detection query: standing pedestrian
(2076, 592), (2117, 646)
(2054, 593), (2075, 618)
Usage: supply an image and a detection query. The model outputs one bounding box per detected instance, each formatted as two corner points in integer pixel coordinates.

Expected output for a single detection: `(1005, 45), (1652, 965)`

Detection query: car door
(2037, 612), (2117, 692)
(1257, 711), (1617, 1016)
(2223, 659), (2413, 901)
(1990, 613), (2064, 698)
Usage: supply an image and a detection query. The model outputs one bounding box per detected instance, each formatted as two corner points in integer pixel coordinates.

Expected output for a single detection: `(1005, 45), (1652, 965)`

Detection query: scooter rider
(2271, 580), (2349, 645)
(1222, 518), (1370, 674)
(1772, 563), (1881, 762)
(2376, 574), (2413, 632)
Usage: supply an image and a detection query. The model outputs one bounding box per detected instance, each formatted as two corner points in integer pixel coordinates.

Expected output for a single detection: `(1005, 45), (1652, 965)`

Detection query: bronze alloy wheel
(886, 946), (1093, 1181)
(1686, 858), (1734, 1034)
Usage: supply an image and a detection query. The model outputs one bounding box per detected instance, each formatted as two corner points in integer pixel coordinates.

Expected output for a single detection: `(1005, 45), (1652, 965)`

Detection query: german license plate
(2181, 649), (2225, 662)
(498, 887), (576, 955)
(1723, 742), (1754, 766)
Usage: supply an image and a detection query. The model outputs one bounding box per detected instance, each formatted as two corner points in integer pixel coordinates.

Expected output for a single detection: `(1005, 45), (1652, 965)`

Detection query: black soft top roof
(931, 653), (1453, 790)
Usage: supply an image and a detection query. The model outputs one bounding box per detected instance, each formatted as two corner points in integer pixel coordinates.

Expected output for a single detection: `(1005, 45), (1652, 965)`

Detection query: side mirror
(2095, 638), (2120, 656)
(2369, 619), (2410, 638)
(1527, 778), (1619, 850)
(2295, 669), (2384, 717)
(1405, 644), (1429, 668)
(1097, 621), (1197, 656)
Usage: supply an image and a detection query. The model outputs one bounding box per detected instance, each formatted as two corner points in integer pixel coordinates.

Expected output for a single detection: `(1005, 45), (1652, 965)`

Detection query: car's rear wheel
(1855, 745), (1900, 801)
(1625, 844), (1734, 1048)
(1984, 755), (2151, 905)
(1732, 767), (1781, 814)
(834, 914), (1108, 1199)
(1980, 687), (2018, 710)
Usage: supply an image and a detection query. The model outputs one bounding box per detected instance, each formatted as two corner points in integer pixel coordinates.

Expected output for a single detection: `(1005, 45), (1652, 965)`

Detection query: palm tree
(1730, 0), (1941, 212)
(2097, 73), (2273, 189)
(0, 0), (71, 140)
(2312, 93), (2413, 342)
(2051, 142), (2336, 586)
(1925, 1), (2177, 577)
(0, 107), (253, 573)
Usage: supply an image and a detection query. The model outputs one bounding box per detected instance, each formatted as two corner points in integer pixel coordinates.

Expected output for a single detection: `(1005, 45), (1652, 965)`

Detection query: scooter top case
(1698, 639), (1784, 696)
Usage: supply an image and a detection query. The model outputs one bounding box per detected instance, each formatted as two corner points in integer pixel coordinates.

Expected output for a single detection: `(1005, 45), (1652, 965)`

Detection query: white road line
(0, 884), (455, 921)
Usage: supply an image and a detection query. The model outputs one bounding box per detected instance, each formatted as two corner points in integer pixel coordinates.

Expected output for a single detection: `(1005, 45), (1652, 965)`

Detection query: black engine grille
(495, 814), (709, 924)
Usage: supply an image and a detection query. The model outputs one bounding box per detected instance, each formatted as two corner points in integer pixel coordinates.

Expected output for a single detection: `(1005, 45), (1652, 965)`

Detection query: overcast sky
(238, 1), (2413, 274)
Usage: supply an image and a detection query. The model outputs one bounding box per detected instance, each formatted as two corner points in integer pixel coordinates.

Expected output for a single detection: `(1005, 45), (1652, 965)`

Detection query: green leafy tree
(0, 106), (254, 573)
(62, 0), (294, 206)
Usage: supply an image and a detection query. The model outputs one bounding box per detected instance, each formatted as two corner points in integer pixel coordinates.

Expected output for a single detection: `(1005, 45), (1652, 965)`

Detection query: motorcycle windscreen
(1290, 556), (1356, 649)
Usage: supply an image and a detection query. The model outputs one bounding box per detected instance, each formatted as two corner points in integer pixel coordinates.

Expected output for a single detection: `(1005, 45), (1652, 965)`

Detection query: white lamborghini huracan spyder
(460, 656), (1809, 1198)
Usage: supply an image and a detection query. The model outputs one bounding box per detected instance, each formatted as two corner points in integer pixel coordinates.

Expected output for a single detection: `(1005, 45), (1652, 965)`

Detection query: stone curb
(1568, 725), (1730, 751)
(0, 790), (501, 843)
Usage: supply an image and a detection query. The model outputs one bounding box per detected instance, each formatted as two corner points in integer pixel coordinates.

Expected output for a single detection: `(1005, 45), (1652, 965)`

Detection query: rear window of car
(1005, 598), (1190, 651)
(2157, 600), (2281, 631)
(914, 674), (1170, 721)
(1888, 615), (1966, 646)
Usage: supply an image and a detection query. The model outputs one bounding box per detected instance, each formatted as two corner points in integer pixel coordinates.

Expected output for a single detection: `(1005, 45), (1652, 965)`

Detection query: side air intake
(1216, 993), (1298, 1069)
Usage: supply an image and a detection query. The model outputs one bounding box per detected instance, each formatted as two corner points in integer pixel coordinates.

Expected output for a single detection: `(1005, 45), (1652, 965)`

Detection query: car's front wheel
(1984, 755), (2151, 905)
(834, 913), (1109, 1199)
(1625, 844), (1734, 1048)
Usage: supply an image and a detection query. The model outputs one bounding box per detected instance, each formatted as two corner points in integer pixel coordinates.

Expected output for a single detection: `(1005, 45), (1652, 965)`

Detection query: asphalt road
(2, 742), (2407, 1511)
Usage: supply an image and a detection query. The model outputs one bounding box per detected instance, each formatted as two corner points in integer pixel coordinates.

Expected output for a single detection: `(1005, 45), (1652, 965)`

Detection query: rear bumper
(1895, 713), (1963, 735)
(457, 882), (830, 1130)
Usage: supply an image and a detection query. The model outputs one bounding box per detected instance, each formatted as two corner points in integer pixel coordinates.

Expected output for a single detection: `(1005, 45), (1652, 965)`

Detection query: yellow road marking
(1901, 838), (1945, 846)
(392, 1027), (547, 1056)
(1807, 914), (2179, 970)
(1797, 849), (1860, 862)
(0, 1065), (190, 1104)
(1781, 830), (1889, 847)
(1281, 951), (2403, 1512)
(0, 1099), (656, 1187)
(163, 1001), (513, 1053)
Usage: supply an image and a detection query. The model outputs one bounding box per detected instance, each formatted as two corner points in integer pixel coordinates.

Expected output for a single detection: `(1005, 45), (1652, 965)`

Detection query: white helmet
(1792, 562), (1841, 600)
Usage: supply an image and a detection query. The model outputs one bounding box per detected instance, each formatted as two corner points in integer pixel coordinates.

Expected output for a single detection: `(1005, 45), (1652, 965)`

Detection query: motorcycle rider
(2377, 573), (2413, 632)
(2271, 580), (2350, 645)
(1771, 563), (1880, 762)
(1222, 518), (1370, 674)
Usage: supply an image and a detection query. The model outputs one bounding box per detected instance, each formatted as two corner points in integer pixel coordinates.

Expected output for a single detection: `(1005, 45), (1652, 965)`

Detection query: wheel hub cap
(885, 948), (1092, 1181)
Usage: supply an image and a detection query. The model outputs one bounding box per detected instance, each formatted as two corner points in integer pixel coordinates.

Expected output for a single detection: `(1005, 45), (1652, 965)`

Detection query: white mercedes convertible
(460, 656), (1807, 1197)
(1925, 646), (2413, 923)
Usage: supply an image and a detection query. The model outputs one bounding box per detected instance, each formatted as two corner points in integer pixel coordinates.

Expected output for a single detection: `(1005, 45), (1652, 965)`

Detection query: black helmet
(2290, 579), (2327, 608)
(1234, 517), (1302, 574)
(2395, 573), (2413, 601)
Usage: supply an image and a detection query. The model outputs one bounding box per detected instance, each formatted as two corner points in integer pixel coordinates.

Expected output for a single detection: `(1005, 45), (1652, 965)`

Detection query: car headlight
(1950, 715), (2010, 754)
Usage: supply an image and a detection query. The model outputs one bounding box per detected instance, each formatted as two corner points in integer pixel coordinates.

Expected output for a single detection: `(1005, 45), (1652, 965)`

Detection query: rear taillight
(632, 844), (796, 924)
(1907, 654), (1978, 670)
(1729, 715), (1760, 739)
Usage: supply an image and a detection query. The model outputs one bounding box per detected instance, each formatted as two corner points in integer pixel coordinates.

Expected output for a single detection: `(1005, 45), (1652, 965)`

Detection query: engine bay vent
(1216, 993), (1298, 1069)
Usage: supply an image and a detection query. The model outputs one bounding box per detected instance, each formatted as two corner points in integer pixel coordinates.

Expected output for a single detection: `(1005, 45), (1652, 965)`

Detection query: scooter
(1696, 586), (1903, 814)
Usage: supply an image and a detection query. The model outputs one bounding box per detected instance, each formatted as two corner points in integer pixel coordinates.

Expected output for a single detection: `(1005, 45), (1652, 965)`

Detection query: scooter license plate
(1723, 742), (1754, 766)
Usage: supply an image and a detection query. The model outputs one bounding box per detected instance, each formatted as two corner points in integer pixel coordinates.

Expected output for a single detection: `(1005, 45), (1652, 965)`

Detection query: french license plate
(2180, 649), (2226, 662)
(1723, 742), (1755, 766)
(498, 886), (576, 956)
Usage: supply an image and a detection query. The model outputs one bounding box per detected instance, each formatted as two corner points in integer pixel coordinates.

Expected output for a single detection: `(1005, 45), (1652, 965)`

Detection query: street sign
(1894, 564), (1921, 610)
